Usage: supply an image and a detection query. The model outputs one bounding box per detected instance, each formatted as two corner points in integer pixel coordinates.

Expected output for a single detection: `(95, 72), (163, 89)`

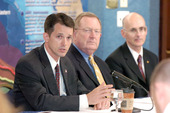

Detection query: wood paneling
(159, 0), (170, 60)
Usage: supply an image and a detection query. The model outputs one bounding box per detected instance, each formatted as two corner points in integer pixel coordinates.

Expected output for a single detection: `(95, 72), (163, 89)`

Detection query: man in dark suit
(13, 13), (113, 111)
(66, 12), (114, 91)
(105, 12), (158, 98)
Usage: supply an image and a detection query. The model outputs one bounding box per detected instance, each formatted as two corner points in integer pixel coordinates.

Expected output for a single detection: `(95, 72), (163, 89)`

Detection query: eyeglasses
(75, 28), (101, 35)
(123, 26), (147, 35)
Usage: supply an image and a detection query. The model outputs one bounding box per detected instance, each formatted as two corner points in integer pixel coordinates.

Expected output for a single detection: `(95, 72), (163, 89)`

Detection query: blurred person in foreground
(150, 59), (170, 113)
(13, 13), (113, 111)
(0, 90), (21, 113)
(105, 12), (158, 98)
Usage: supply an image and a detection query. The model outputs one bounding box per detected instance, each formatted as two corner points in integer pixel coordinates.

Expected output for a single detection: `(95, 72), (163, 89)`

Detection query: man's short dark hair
(44, 13), (74, 36)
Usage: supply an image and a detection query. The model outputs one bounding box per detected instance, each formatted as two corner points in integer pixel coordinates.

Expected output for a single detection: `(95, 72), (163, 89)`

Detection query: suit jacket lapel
(143, 50), (151, 84)
(71, 45), (99, 85)
(39, 44), (59, 95)
(59, 58), (69, 94)
(79, 60), (99, 85)
(122, 43), (145, 83)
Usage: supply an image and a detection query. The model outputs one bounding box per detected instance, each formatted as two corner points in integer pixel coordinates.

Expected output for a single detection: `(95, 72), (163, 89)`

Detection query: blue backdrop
(88, 0), (160, 60)
(0, 0), (160, 66)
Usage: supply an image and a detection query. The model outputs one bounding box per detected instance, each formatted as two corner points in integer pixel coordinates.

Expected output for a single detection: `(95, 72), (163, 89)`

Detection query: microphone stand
(111, 70), (154, 111)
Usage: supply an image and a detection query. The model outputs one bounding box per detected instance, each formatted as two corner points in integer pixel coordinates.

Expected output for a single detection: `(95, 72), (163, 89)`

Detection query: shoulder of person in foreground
(0, 91), (22, 113)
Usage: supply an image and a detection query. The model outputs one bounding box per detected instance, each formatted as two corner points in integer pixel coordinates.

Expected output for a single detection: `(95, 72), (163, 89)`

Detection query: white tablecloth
(38, 97), (156, 113)
(133, 97), (156, 113)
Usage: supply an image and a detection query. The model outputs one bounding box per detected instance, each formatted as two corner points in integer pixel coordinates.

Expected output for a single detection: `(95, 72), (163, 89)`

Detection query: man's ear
(145, 26), (148, 35)
(72, 30), (77, 41)
(100, 33), (102, 37)
(121, 29), (126, 39)
(43, 32), (49, 42)
(73, 30), (77, 37)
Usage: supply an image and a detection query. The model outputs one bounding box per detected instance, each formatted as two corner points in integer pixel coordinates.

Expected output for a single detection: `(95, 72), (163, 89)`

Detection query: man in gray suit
(13, 13), (113, 111)
(105, 12), (158, 98)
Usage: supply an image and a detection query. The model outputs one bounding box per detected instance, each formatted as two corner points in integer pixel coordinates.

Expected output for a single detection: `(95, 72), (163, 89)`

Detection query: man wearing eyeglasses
(66, 12), (114, 108)
(105, 12), (158, 98)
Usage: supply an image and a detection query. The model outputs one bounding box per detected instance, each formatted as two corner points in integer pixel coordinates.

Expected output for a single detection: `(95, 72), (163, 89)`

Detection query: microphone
(111, 70), (145, 90)
(111, 70), (154, 111)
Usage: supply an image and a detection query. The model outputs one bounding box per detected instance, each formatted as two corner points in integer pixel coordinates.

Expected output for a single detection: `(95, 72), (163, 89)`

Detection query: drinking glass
(111, 90), (124, 112)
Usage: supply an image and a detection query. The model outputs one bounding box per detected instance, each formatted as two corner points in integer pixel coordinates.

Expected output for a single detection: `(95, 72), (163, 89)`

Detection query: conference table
(22, 97), (156, 113)
(132, 97), (156, 113)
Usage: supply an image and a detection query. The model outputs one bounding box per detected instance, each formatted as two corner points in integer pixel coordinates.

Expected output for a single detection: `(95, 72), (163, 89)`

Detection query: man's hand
(94, 100), (110, 110)
(87, 83), (114, 105)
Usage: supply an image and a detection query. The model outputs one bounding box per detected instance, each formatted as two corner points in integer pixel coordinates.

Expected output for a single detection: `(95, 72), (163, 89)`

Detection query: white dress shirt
(44, 46), (89, 110)
(128, 45), (145, 76)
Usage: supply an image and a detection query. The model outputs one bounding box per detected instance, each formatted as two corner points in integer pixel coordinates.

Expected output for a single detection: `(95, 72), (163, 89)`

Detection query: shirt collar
(44, 45), (60, 70)
(127, 45), (143, 64)
(73, 43), (92, 62)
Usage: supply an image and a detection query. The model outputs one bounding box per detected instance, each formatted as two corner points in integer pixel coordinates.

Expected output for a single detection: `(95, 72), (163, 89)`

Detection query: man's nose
(61, 38), (67, 45)
(89, 30), (96, 37)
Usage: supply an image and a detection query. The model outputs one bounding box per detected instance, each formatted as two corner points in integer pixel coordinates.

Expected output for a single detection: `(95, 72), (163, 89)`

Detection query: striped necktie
(89, 56), (106, 85)
(137, 55), (145, 81)
(55, 64), (60, 94)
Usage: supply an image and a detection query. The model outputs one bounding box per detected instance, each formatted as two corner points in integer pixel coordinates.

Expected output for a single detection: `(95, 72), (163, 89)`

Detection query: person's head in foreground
(150, 58), (170, 113)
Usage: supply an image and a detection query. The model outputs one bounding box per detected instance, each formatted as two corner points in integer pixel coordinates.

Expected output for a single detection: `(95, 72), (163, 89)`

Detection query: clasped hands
(87, 83), (114, 110)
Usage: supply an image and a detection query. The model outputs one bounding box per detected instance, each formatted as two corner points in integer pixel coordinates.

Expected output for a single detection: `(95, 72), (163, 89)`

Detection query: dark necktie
(137, 55), (145, 81)
(55, 64), (60, 93)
